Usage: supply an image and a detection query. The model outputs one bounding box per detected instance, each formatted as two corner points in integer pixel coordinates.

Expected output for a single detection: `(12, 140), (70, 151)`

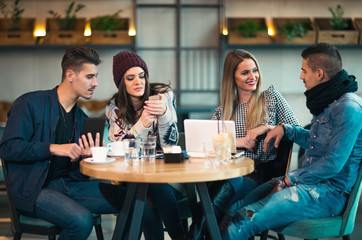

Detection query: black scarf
(304, 69), (358, 116)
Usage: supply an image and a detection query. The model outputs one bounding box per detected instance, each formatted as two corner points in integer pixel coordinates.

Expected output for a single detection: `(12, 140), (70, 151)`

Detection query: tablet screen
(81, 118), (106, 146)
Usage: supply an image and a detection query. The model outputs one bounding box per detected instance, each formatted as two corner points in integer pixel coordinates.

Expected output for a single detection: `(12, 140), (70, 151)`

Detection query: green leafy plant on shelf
(48, 1), (85, 31)
(328, 4), (349, 30)
(0, 0), (25, 31)
(235, 19), (267, 38)
(279, 19), (310, 42)
(90, 9), (127, 33)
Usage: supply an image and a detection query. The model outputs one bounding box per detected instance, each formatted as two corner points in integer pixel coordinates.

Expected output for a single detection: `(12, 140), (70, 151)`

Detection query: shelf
(0, 43), (134, 51)
(224, 44), (362, 49)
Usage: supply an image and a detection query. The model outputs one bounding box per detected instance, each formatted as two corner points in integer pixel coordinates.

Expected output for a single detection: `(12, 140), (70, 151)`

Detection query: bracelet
(278, 180), (287, 189)
(279, 177), (288, 189)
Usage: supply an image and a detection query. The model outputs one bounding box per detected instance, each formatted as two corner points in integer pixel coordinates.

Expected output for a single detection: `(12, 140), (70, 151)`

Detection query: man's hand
(79, 132), (105, 157)
(267, 176), (291, 196)
(262, 125), (285, 152)
(49, 143), (83, 162)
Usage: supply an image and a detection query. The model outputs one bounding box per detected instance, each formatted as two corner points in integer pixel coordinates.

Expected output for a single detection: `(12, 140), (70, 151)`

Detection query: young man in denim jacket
(0, 46), (126, 240)
(220, 43), (362, 240)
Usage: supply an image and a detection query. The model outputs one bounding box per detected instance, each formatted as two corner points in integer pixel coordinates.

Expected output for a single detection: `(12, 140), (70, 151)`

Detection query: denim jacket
(284, 93), (362, 194)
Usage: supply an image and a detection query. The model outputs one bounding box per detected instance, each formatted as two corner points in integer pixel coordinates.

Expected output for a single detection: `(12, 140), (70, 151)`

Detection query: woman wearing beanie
(106, 51), (185, 240)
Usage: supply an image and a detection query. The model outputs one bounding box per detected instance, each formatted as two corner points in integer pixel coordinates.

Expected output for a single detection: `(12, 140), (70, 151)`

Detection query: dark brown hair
(61, 45), (101, 80)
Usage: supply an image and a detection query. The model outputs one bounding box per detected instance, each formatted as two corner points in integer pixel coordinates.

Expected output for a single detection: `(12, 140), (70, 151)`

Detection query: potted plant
(273, 18), (316, 44)
(314, 4), (358, 44)
(328, 4), (349, 30)
(45, 1), (86, 45)
(88, 9), (131, 45)
(227, 18), (271, 45)
(0, 0), (35, 45)
(235, 19), (266, 38)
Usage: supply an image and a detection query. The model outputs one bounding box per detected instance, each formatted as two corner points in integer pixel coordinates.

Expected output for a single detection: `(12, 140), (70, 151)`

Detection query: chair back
(340, 164), (362, 236)
(1, 158), (25, 233)
(262, 136), (294, 182)
(178, 132), (186, 150)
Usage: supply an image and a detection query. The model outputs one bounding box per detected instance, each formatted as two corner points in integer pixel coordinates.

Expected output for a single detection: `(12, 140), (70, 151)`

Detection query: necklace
(58, 103), (75, 143)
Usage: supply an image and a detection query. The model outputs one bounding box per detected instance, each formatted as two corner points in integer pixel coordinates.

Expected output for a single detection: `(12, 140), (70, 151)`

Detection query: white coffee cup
(91, 147), (108, 162)
(107, 141), (124, 155)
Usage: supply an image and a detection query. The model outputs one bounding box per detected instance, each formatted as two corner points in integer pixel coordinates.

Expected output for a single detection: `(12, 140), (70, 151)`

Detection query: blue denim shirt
(284, 93), (362, 194)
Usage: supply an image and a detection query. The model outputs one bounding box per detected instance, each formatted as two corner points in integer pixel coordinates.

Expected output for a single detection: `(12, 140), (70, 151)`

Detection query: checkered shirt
(212, 85), (301, 163)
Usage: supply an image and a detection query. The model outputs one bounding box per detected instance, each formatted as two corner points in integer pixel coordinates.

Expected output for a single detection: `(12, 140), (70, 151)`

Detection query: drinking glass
(213, 132), (232, 164)
(123, 138), (141, 166)
(203, 141), (220, 169)
(140, 135), (157, 162)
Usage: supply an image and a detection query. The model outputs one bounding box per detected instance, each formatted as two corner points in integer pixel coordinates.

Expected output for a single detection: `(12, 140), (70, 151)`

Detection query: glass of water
(203, 141), (220, 169)
(123, 138), (141, 166)
(141, 135), (157, 162)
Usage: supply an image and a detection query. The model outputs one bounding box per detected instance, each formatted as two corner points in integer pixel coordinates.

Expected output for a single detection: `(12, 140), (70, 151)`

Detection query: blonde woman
(188, 49), (300, 239)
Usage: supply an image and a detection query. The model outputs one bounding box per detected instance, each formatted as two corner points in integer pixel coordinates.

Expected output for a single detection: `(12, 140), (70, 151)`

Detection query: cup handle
(107, 143), (112, 152)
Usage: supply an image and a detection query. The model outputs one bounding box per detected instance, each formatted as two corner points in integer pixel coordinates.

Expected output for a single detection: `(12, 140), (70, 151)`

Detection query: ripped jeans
(220, 178), (348, 240)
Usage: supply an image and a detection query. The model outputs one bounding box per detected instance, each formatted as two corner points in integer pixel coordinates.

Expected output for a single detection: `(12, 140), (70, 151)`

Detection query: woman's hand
(247, 124), (273, 140)
(236, 136), (255, 151)
(144, 94), (167, 116)
(140, 109), (157, 128)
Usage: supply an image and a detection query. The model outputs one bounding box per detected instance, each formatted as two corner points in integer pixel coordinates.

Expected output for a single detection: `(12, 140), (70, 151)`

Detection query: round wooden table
(80, 156), (254, 240)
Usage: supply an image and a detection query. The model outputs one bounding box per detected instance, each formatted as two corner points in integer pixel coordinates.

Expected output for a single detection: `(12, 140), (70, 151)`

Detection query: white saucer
(84, 157), (116, 165)
(107, 152), (125, 157)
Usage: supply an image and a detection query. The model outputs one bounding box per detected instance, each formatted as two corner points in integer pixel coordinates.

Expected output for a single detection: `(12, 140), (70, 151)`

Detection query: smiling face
(300, 59), (321, 90)
(234, 58), (259, 98)
(124, 67), (146, 99)
(71, 63), (99, 100)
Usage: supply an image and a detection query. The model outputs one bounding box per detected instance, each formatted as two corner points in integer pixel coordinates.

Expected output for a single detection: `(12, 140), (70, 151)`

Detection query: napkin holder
(164, 152), (185, 163)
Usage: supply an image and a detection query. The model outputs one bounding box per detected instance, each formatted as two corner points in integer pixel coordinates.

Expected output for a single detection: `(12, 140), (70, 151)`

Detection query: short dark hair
(61, 45), (102, 80)
(301, 43), (342, 79)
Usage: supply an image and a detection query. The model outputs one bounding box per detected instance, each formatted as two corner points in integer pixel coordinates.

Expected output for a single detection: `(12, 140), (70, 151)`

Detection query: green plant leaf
(328, 4), (349, 30)
(279, 19), (309, 42)
(48, 1), (85, 30)
(0, 0), (25, 31)
(90, 9), (126, 33)
(235, 19), (266, 38)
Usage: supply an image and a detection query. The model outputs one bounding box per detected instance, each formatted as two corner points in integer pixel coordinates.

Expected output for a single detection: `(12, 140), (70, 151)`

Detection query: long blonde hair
(220, 50), (267, 129)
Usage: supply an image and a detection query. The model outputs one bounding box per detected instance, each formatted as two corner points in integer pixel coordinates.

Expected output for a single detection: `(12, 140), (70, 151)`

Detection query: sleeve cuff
(133, 119), (152, 138)
(158, 106), (172, 125)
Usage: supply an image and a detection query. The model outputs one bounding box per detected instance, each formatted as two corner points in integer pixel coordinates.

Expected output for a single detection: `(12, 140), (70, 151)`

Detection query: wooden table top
(80, 156), (254, 183)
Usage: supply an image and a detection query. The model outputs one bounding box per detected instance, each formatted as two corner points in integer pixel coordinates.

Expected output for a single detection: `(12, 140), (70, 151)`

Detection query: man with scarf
(220, 42), (362, 240)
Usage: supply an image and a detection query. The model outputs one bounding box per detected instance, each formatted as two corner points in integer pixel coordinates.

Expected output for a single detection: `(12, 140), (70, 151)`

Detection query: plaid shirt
(212, 85), (301, 163)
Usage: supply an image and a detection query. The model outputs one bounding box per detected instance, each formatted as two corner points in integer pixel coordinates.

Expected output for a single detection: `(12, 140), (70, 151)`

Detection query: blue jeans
(220, 178), (347, 240)
(228, 174), (260, 208)
(29, 177), (126, 240)
(143, 183), (185, 239)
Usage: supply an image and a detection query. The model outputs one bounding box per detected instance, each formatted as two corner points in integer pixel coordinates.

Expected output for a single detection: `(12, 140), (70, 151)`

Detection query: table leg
(128, 183), (149, 240)
(196, 182), (222, 240)
(112, 183), (137, 240)
(185, 183), (198, 222)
